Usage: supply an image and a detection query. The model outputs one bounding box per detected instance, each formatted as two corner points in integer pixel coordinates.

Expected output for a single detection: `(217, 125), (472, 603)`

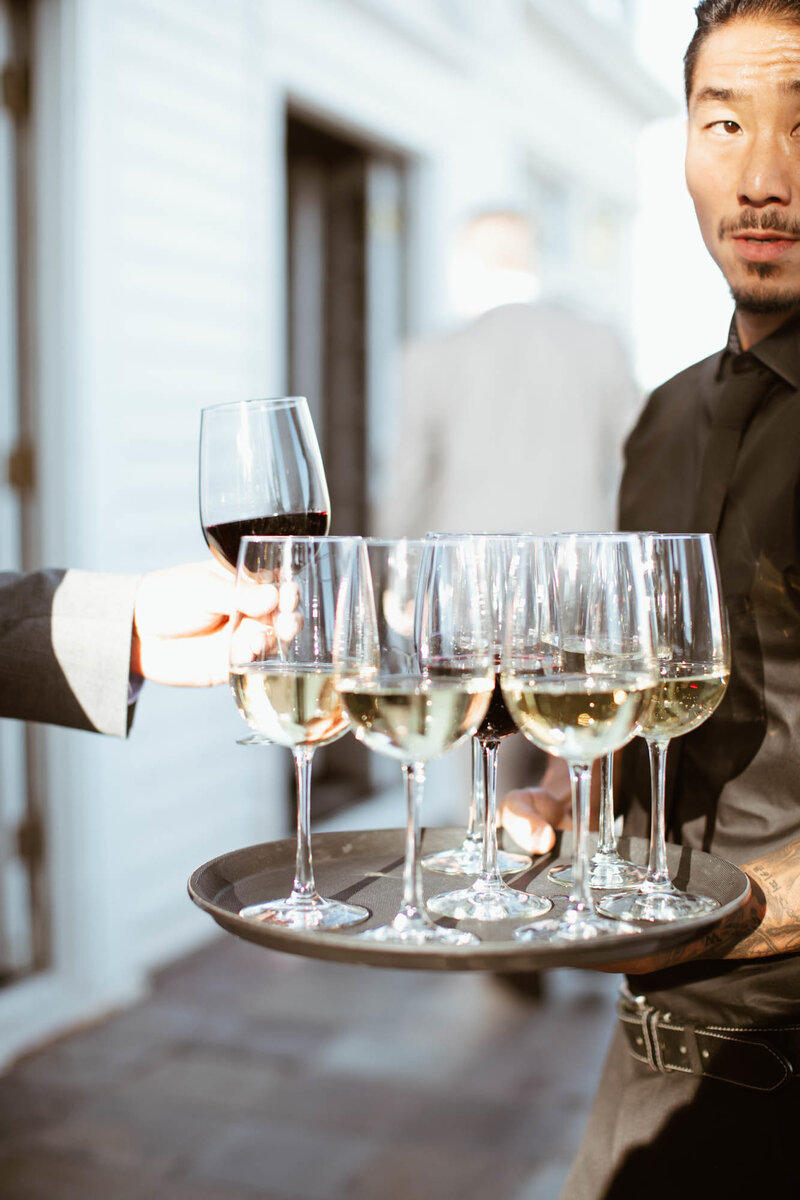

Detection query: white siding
(74, 0), (285, 972)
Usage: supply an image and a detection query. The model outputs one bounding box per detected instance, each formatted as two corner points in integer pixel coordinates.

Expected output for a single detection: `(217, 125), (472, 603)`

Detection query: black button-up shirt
(618, 311), (800, 1024)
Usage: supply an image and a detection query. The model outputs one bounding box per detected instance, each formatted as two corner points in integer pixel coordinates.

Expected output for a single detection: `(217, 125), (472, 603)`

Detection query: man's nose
(737, 134), (793, 207)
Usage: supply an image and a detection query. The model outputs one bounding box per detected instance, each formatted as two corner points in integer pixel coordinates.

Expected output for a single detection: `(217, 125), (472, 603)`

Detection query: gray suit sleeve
(0, 568), (141, 737)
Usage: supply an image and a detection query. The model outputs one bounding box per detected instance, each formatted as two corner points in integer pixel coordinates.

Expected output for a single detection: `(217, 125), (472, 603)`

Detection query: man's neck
(735, 307), (800, 351)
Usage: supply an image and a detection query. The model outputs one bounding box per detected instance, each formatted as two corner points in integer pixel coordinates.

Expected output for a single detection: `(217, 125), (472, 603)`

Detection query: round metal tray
(188, 828), (750, 972)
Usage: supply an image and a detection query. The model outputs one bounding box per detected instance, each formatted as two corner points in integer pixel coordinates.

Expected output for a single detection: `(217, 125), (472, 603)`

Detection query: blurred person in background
(375, 209), (640, 541)
(0, 561), (233, 736)
(504, 2), (800, 1194)
(375, 209), (640, 801)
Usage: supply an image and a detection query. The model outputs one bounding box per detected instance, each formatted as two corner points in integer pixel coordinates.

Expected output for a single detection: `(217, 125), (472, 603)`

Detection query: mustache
(718, 210), (800, 238)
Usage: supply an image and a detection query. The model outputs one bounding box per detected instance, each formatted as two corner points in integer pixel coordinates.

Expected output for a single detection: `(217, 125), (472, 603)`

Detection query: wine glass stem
(645, 739), (672, 890)
(400, 762), (426, 919)
(479, 738), (502, 886)
(595, 751), (617, 858)
(566, 762), (593, 916)
(291, 746), (319, 904)
(465, 738), (483, 844)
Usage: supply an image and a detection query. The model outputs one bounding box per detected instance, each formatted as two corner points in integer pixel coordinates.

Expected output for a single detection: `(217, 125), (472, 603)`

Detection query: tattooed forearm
(595, 874), (766, 975)
(592, 837), (800, 974)
(723, 838), (800, 959)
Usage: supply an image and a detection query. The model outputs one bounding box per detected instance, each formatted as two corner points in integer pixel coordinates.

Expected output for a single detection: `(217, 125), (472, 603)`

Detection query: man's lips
(730, 232), (799, 262)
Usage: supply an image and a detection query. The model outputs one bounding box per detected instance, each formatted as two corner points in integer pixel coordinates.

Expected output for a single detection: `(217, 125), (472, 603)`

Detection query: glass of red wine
(200, 396), (330, 745)
(200, 396), (330, 571)
(427, 535), (552, 922)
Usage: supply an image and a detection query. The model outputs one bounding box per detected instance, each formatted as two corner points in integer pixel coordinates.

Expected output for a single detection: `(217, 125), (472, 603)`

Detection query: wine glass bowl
(199, 397), (330, 571)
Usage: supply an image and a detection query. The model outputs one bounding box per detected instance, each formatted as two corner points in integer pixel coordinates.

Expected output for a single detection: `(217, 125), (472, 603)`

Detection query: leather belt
(618, 988), (800, 1091)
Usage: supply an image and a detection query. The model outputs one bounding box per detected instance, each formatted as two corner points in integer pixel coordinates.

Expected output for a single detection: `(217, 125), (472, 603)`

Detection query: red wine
(203, 511), (329, 569)
(477, 673), (518, 741)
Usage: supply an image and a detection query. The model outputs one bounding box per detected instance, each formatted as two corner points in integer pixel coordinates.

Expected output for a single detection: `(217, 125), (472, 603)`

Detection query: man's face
(685, 17), (800, 316)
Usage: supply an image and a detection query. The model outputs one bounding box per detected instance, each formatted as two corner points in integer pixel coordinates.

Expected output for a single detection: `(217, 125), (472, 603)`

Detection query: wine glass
(421, 532), (532, 880)
(335, 538), (494, 945)
(200, 395), (330, 746)
(426, 535), (551, 922)
(229, 536), (369, 930)
(597, 533), (730, 923)
(548, 751), (647, 892)
(501, 534), (656, 944)
(547, 533), (647, 892)
(199, 396), (330, 571)
(591, 752), (647, 888)
(419, 741), (489, 876)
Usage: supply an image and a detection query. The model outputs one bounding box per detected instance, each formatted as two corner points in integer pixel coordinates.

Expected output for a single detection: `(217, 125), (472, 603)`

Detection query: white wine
(338, 675), (493, 763)
(637, 670), (729, 741)
(230, 665), (350, 749)
(500, 673), (651, 762)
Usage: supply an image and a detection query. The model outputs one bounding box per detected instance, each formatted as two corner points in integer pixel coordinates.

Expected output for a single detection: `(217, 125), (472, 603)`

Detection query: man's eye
(709, 120), (741, 135)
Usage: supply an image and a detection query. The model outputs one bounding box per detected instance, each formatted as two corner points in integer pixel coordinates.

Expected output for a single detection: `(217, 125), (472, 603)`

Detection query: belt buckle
(623, 991), (664, 1072)
(620, 988), (798, 1089)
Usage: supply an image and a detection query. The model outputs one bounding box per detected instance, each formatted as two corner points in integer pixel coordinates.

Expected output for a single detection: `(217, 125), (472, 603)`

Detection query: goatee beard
(730, 282), (800, 315)
(721, 209), (800, 314)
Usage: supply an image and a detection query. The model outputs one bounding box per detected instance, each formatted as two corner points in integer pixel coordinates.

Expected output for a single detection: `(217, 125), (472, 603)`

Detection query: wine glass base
(421, 845), (532, 877)
(596, 888), (719, 923)
(513, 912), (639, 945)
(236, 733), (271, 746)
(427, 882), (551, 923)
(497, 849), (534, 874)
(358, 909), (480, 946)
(549, 859), (647, 891)
(239, 896), (370, 930)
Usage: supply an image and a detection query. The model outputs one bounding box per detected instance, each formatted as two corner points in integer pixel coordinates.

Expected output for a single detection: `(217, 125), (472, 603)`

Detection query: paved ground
(0, 938), (618, 1200)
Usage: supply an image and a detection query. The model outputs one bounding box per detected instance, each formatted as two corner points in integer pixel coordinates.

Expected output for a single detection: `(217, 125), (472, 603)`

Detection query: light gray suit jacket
(0, 569), (140, 737)
(374, 302), (640, 537)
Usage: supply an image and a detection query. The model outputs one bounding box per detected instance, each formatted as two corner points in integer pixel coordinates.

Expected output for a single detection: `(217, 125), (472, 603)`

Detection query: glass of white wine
(546, 533), (648, 892)
(501, 534), (657, 944)
(426, 535), (552, 922)
(229, 536), (369, 930)
(597, 533), (730, 923)
(335, 538), (494, 946)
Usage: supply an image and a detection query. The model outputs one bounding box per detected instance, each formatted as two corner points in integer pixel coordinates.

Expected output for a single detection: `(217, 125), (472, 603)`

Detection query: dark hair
(684, 0), (800, 103)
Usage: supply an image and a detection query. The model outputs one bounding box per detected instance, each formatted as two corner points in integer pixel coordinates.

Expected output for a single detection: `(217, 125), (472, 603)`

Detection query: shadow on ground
(0, 939), (618, 1199)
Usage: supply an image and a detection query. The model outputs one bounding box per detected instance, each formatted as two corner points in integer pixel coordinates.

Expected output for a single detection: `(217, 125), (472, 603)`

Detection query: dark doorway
(285, 108), (408, 819)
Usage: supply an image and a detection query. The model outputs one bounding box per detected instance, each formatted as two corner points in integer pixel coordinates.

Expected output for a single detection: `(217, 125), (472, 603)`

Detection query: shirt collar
(718, 310), (800, 389)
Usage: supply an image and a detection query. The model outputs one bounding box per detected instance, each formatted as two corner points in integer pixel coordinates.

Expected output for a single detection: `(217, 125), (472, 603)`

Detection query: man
(0, 561), (234, 735)
(376, 211), (638, 541)
(501, 2), (800, 1193)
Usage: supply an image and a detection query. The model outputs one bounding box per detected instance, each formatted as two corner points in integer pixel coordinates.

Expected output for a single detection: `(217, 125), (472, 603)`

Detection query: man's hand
(725, 839), (800, 958)
(131, 562), (235, 687)
(499, 757), (572, 855)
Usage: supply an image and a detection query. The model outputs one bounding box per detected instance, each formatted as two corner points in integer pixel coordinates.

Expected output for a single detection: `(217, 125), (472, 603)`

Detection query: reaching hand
(131, 562), (235, 687)
(498, 759), (572, 855)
